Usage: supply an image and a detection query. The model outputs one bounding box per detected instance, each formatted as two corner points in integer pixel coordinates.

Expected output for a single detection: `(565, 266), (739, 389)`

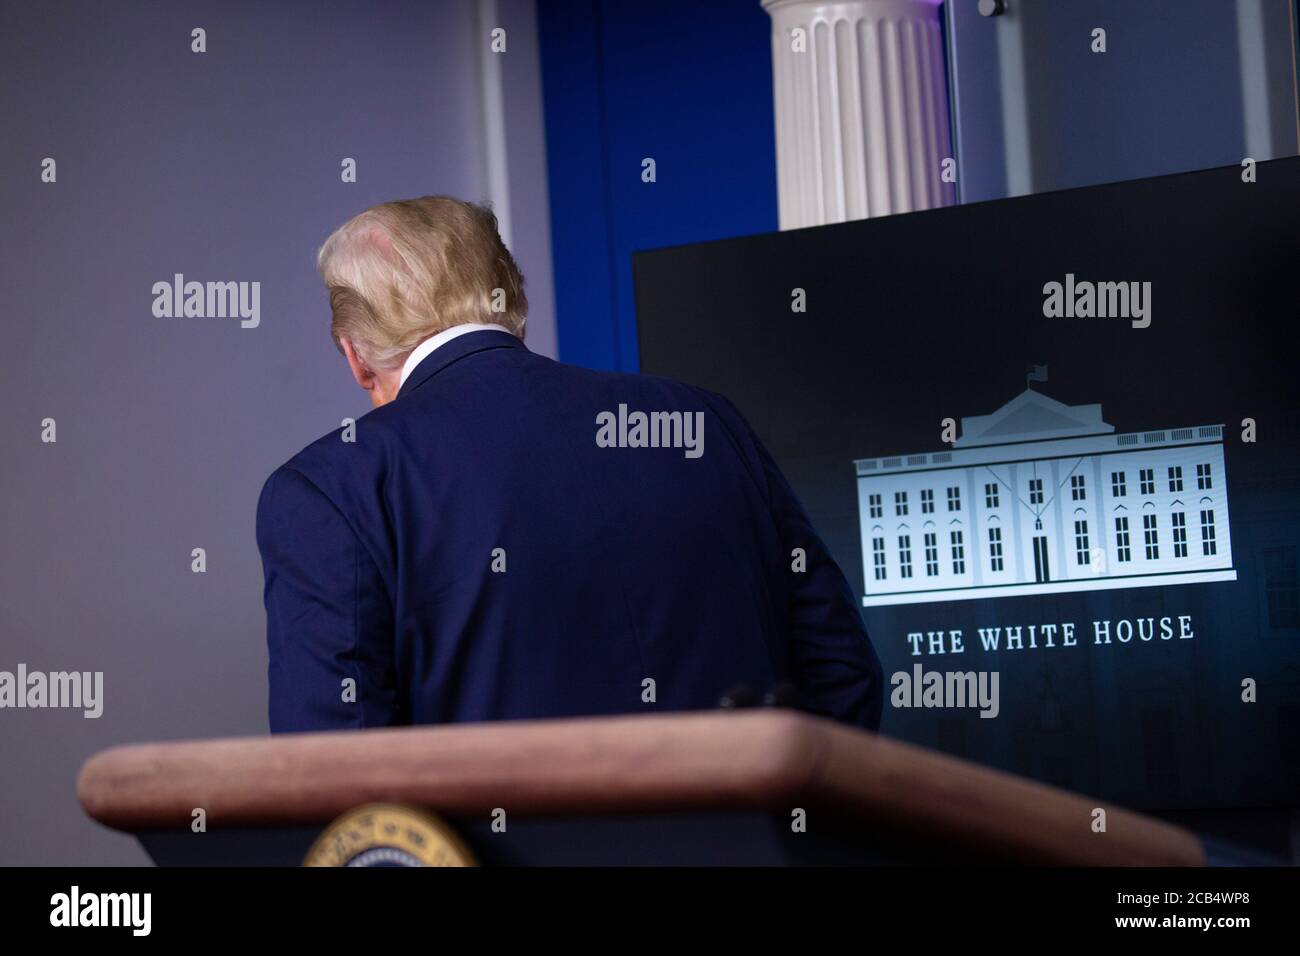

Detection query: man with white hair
(256, 196), (881, 732)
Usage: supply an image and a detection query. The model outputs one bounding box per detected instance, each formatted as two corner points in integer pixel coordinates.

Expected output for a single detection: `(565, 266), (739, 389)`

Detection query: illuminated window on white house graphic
(988, 527), (1004, 571)
(984, 482), (999, 508)
(872, 537), (886, 580)
(951, 530), (965, 574)
(1200, 510), (1217, 556)
(1171, 511), (1188, 558)
(868, 493), (882, 518)
(1264, 546), (1298, 629)
(1111, 471), (1126, 497)
(1029, 478), (1043, 505)
(1071, 474), (1086, 501)
(1115, 517), (1131, 562)
(1143, 513), (1159, 559)
(924, 533), (938, 576)
(1140, 468), (1155, 495)
(895, 491), (908, 516)
(1197, 463), (1213, 490)
(1168, 465), (1183, 492)
(899, 535), (913, 578)
(920, 488), (934, 514)
(947, 486), (961, 512)
(1074, 520), (1090, 564)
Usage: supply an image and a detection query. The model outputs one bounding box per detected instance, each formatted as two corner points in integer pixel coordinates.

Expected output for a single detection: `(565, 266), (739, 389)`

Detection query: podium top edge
(77, 710), (1206, 867)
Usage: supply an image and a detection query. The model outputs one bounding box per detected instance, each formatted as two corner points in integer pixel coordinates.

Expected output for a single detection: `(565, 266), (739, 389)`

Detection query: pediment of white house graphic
(954, 389), (1113, 447)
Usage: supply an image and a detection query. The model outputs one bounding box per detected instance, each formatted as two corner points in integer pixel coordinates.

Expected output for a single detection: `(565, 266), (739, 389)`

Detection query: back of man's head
(317, 196), (527, 371)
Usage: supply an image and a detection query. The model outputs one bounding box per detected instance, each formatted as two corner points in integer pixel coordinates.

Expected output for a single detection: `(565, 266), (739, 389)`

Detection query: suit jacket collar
(396, 329), (525, 399)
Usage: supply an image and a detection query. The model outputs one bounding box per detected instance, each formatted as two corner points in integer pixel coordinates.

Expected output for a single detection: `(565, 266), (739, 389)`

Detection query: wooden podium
(78, 711), (1205, 866)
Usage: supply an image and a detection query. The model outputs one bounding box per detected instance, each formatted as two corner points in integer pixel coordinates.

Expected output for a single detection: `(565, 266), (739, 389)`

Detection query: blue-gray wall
(0, 0), (504, 865)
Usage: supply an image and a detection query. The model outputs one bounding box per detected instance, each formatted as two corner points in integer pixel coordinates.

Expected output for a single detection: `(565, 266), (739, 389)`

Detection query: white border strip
(863, 569), (1238, 607)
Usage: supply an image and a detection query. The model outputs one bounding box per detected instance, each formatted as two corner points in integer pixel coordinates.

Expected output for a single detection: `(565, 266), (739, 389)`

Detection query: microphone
(718, 682), (801, 710)
(717, 684), (760, 710)
(762, 682), (800, 710)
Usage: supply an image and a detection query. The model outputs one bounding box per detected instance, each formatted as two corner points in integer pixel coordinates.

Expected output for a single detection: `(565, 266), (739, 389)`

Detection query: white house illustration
(854, 390), (1236, 607)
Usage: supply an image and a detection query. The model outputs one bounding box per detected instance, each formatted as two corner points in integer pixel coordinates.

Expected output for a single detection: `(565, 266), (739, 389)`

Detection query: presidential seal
(303, 804), (477, 867)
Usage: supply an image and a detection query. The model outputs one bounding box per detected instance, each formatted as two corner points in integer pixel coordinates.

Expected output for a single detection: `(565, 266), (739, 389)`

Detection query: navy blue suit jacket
(256, 330), (882, 732)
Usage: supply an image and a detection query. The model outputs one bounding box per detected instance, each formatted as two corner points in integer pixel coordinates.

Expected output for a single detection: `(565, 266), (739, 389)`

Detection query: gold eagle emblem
(303, 804), (476, 867)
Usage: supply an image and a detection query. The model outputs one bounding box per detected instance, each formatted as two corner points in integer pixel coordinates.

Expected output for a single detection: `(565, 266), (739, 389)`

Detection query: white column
(763, 0), (955, 229)
(477, 0), (511, 249)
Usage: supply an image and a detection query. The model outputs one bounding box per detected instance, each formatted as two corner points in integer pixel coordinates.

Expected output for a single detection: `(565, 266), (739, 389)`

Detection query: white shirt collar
(398, 323), (514, 389)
